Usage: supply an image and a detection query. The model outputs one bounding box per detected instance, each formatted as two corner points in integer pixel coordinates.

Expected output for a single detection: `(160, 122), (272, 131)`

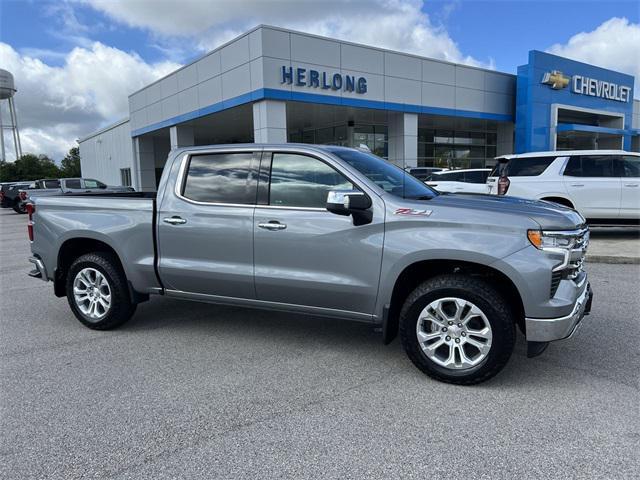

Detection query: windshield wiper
(406, 195), (435, 200)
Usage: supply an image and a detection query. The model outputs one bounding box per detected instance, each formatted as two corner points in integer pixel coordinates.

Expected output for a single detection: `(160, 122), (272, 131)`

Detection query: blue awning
(556, 123), (639, 136)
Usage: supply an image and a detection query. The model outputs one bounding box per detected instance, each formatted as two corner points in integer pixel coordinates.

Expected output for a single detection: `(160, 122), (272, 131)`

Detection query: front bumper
(525, 282), (593, 342)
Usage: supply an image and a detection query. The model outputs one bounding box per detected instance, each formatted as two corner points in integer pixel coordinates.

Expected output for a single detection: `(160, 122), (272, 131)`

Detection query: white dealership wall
(79, 118), (135, 188)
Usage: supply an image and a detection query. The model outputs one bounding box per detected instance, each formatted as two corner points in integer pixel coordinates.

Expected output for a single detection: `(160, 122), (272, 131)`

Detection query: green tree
(0, 154), (61, 181)
(61, 146), (81, 177)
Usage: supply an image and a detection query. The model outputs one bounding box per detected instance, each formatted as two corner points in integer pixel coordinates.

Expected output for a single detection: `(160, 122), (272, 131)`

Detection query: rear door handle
(570, 184), (585, 187)
(258, 221), (287, 230)
(163, 216), (187, 225)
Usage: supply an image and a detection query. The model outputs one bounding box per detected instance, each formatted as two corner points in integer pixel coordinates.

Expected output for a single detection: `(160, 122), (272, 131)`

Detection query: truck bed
(30, 193), (161, 294)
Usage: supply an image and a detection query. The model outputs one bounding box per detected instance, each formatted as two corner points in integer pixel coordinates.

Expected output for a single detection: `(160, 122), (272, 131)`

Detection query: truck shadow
(121, 295), (586, 389)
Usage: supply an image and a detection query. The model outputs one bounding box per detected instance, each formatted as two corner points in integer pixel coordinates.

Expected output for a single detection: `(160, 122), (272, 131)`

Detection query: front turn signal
(527, 229), (543, 249)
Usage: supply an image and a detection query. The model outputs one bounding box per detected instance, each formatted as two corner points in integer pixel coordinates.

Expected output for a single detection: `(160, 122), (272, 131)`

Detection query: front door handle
(570, 183), (585, 187)
(163, 216), (187, 225)
(624, 183), (639, 187)
(258, 221), (287, 230)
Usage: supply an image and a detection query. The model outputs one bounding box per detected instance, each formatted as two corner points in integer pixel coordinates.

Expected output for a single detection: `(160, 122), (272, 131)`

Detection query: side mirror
(326, 190), (373, 225)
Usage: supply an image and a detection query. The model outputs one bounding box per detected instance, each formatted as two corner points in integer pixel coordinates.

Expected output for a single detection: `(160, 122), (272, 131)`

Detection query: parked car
(0, 182), (18, 207)
(405, 167), (445, 181)
(27, 144), (592, 385)
(3, 181), (36, 212)
(425, 168), (492, 194)
(15, 177), (134, 213)
(486, 150), (640, 225)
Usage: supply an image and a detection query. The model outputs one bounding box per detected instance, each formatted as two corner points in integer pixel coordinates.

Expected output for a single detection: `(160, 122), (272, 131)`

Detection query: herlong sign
(281, 66), (367, 94)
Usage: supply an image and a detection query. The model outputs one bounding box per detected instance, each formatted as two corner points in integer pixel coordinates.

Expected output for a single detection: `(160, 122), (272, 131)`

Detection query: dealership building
(78, 25), (640, 190)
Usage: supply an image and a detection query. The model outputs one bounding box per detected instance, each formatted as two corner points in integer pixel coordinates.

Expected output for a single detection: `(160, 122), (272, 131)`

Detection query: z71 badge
(394, 208), (432, 216)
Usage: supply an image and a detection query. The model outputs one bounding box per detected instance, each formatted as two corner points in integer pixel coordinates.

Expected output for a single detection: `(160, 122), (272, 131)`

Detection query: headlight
(527, 230), (577, 250)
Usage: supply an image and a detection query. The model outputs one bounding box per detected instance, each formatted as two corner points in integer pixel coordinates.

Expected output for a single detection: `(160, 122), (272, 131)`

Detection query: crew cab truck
(27, 144), (593, 385)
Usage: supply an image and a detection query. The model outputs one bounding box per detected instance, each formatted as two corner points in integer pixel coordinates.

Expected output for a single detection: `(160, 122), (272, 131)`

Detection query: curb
(587, 255), (640, 265)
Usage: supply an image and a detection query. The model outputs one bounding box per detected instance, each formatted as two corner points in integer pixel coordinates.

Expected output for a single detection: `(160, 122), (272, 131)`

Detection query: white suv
(425, 168), (491, 194)
(486, 150), (640, 224)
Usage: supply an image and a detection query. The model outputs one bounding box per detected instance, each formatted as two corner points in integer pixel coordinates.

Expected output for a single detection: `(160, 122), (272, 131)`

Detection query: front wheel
(399, 274), (515, 385)
(66, 252), (136, 330)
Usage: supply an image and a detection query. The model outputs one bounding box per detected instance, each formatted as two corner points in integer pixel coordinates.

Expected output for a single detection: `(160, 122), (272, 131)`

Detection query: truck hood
(428, 193), (585, 230)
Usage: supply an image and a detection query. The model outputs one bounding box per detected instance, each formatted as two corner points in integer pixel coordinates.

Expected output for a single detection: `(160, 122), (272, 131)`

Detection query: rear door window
(621, 156), (640, 178)
(463, 171), (488, 183)
(564, 155), (617, 177)
(42, 179), (61, 188)
(437, 171), (463, 182)
(65, 179), (82, 189)
(182, 152), (258, 204)
(498, 157), (555, 177)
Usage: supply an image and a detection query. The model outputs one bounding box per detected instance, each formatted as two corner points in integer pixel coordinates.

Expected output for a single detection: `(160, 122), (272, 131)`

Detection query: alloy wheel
(415, 297), (493, 369)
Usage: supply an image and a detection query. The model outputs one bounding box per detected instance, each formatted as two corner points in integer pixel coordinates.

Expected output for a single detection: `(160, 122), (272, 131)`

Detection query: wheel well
(54, 238), (124, 297)
(541, 196), (574, 209)
(384, 260), (525, 344)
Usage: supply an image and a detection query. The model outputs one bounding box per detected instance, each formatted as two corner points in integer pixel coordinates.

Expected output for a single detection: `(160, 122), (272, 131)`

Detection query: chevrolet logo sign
(541, 70), (570, 90)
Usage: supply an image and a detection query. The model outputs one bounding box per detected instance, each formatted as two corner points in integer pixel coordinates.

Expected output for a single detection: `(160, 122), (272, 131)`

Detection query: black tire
(399, 274), (515, 385)
(12, 199), (26, 214)
(66, 252), (136, 330)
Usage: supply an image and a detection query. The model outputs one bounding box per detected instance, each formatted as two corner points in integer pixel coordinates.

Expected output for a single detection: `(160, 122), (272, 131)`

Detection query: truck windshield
(330, 149), (438, 200)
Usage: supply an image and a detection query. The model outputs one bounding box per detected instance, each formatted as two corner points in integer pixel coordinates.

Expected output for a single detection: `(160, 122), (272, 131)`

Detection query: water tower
(0, 69), (22, 161)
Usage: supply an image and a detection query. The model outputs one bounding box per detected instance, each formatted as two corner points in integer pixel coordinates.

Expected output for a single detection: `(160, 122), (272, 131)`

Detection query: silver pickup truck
(27, 144), (593, 384)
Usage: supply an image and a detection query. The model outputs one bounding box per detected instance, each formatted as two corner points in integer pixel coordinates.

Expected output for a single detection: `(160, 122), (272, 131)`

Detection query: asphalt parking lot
(1, 208), (639, 480)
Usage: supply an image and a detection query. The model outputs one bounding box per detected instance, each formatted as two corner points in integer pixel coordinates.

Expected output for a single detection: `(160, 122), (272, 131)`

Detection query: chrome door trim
(164, 289), (375, 322)
(255, 205), (326, 212)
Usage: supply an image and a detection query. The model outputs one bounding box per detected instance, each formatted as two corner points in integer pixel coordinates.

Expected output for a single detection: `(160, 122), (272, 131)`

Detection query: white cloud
(547, 17), (640, 97)
(0, 42), (179, 160)
(81, 0), (493, 68)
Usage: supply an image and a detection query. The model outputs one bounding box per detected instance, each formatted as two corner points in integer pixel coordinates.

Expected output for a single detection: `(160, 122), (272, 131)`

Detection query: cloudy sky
(0, 0), (638, 161)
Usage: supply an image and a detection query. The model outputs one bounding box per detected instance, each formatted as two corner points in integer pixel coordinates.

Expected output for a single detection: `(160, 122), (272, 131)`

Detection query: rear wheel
(12, 198), (26, 214)
(399, 274), (515, 385)
(66, 252), (136, 330)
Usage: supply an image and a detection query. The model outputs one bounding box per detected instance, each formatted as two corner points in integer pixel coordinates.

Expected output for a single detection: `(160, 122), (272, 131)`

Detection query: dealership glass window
(290, 124), (386, 157)
(269, 153), (353, 208)
(352, 125), (388, 158)
(120, 168), (132, 187)
(182, 152), (257, 204)
(417, 120), (498, 169)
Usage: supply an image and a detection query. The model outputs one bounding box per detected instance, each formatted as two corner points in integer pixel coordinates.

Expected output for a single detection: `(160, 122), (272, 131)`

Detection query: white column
(496, 123), (514, 156)
(169, 125), (195, 149)
(134, 136), (157, 192)
(253, 100), (287, 143)
(387, 112), (418, 168)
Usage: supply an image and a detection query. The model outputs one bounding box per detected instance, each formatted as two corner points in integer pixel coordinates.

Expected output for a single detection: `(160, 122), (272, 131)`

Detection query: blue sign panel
(281, 66), (367, 94)
(515, 50), (635, 152)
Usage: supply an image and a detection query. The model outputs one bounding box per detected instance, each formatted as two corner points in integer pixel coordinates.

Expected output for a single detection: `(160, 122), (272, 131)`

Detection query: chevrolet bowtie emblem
(541, 70), (570, 90)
